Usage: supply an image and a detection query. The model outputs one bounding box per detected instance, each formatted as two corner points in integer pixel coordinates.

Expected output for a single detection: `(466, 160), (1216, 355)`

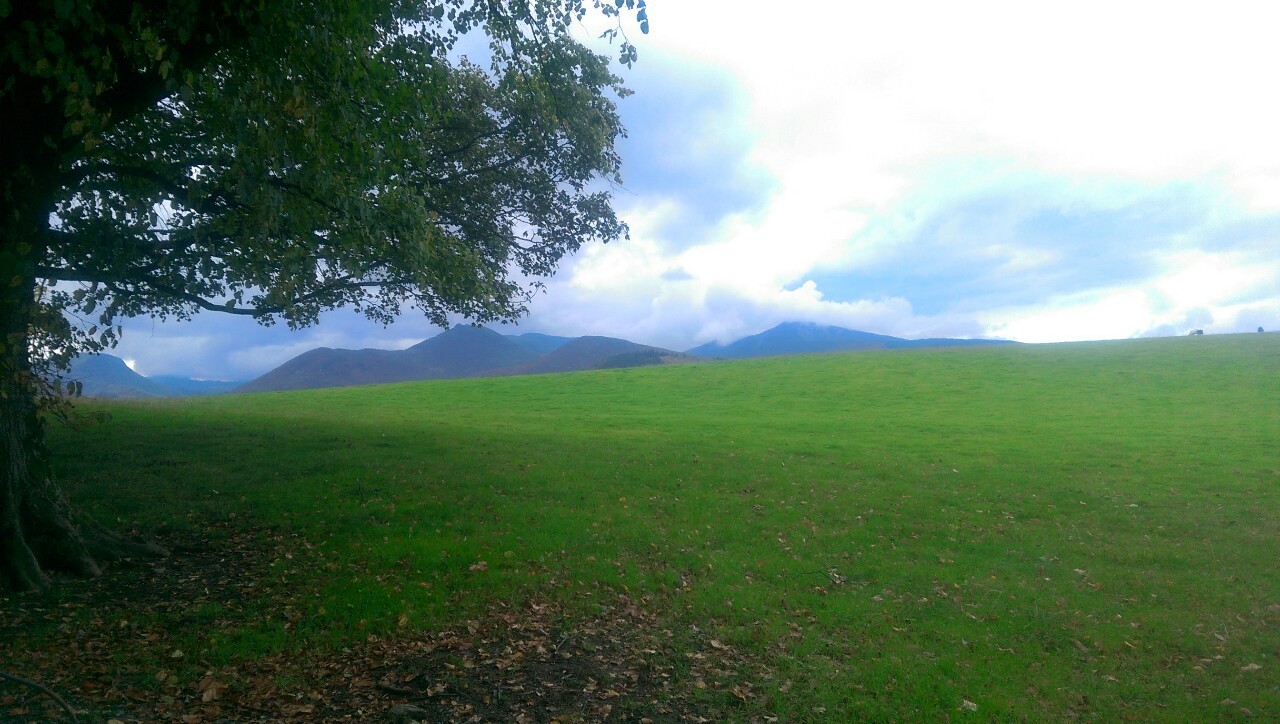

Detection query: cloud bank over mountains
(109, 1), (1280, 379)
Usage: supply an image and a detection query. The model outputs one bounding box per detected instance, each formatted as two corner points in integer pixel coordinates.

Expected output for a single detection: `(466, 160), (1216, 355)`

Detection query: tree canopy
(0, 0), (645, 591)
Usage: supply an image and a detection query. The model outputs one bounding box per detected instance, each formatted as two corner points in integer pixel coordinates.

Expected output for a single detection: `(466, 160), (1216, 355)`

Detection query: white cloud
(983, 288), (1165, 343)
(981, 248), (1280, 342)
(1152, 250), (1280, 311)
(522, 1), (1278, 350)
(641, 1), (1280, 210)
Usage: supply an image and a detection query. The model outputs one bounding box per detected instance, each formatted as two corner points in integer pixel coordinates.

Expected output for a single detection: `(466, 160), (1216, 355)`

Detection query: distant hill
(687, 321), (1014, 359)
(505, 332), (573, 355)
(234, 325), (539, 393)
(509, 336), (669, 375)
(232, 347), (425, 393)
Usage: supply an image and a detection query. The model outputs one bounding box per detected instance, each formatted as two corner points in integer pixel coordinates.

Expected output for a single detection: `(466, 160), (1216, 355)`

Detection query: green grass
(43, 333), (1280, 718)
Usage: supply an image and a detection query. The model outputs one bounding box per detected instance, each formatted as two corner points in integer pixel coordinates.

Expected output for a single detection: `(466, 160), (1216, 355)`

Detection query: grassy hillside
(10, 334), (1278, 719)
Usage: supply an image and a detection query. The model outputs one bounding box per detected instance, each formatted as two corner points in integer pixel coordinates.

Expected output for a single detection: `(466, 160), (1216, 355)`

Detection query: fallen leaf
(960, 699), (978, 712)
(1240, 663), (1261, 672)
(469, 560), (489, 572)
(197, 677), (226, 702)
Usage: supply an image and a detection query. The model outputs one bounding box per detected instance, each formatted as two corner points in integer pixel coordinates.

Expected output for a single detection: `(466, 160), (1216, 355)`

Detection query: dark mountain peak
(767, 320), (893, 339)
(297, 346), (336, 357)
(407, 326), (538, 375)
(771, 320), (823, 331)
(408, 324), (504, 351)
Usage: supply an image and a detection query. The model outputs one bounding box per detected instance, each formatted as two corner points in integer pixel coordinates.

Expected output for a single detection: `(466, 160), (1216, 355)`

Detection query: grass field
(7, 333), (1279, 720)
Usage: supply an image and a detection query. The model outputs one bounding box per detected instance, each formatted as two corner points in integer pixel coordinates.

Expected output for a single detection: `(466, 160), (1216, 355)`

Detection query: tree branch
(39, 264), (414, 319)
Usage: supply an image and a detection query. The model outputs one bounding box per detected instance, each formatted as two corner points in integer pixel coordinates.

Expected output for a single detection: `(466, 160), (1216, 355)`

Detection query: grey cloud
(810, 169), (1280, 317)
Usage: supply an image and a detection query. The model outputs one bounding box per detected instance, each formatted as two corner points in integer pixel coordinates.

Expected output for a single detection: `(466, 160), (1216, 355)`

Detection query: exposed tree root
(0, 670), (78, 722)
(2, 390), (165, 591)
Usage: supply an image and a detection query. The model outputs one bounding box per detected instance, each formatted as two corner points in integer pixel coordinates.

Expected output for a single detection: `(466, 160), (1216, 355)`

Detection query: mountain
(505, 332), (574, 355)
(232, 347), (424, 393)
(501, 336), (692, 375)
(67, 354), (177, 398)
(687, 321), (1014, 359)
(405, 324), (539, 377)
(234, 325), (539, 393)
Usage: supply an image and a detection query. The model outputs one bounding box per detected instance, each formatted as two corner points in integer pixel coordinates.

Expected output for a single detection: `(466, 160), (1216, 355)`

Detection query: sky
(112, 1), (1280, 379)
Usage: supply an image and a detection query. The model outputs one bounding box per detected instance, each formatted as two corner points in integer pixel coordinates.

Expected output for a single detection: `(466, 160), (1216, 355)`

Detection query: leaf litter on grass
(0, 522), (768, 722)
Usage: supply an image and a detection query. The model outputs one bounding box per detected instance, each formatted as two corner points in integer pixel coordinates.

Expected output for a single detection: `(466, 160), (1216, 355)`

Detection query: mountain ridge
(233, 326), (538, 393)
(78, 321), (1017, 397)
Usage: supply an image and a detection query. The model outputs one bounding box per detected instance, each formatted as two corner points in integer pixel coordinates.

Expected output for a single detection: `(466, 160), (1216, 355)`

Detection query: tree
(1, 0), (648, 591)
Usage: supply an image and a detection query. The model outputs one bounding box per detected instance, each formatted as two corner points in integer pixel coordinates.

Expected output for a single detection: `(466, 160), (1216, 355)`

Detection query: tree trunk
(1, 226), (62, 590)
(0, 189), (165, 592)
